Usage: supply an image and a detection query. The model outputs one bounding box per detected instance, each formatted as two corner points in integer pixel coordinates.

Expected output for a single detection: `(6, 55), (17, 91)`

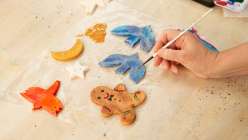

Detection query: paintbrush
(140, 8), (214, 67)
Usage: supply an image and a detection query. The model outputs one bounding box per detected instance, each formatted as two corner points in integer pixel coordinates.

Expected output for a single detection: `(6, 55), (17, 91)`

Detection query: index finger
(154, 29), (181, 52)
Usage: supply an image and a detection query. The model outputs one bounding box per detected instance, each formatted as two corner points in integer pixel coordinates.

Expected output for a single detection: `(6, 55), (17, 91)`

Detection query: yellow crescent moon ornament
(51, 39), (84, 61)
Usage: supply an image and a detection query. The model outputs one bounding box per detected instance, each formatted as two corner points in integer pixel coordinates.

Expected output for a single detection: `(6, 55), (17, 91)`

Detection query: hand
(154, 29), (219, 78)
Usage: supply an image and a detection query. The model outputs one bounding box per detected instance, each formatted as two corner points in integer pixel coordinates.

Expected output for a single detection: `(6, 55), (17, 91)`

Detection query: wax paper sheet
(0, 1), (199, 124)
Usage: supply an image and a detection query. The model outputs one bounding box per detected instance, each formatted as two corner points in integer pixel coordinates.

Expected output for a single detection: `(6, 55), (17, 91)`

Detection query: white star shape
(81, 0), (112, 14)
(66, 62), (89, 80)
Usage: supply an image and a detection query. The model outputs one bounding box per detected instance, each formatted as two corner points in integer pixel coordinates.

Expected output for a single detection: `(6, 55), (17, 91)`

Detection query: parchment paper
(2, 1), (248, 140)
(1, 1), (208, 126)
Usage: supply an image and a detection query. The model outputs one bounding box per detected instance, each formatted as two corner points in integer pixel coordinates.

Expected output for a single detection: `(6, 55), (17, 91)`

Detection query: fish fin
(129, 65), (146, 84)
(140, 26), (155, 52)
(21, 87), (45, 103)
(46, 80), (60, 96)
(33, 102), (42, 110)
(40, 95), (63, 116)
(115, 63), (130, 74)
(111, 25), (140, 36)
(99, 54), (126, 67)
(125, 35), (140, 47)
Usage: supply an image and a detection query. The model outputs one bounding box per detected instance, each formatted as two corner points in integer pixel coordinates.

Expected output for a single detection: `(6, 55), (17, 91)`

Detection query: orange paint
(21, 80), (63, 116)
(84, 23), (107, 43)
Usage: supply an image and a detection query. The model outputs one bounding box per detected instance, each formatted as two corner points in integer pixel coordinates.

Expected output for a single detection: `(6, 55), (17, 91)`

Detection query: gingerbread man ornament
(91, 84), (146, 125)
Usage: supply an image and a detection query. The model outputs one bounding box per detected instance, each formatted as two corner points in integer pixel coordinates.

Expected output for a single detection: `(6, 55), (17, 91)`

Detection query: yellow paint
(51, 39), (84, 61)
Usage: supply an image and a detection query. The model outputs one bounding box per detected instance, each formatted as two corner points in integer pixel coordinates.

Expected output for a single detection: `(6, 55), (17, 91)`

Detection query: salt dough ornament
(66, 62), (89, 79)
(20, 80), (63, 116)
(91, 83), (146, 125)
(99, 53), (146, 84)
(81, 23), (107, 43)
(111, 25), (155, 53)
(81, 0), (112, 14)
(51, 39), (84, 61)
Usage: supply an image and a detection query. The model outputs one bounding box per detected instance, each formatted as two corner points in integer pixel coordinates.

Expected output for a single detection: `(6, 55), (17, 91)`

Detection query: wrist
(205, 51), (223, 78)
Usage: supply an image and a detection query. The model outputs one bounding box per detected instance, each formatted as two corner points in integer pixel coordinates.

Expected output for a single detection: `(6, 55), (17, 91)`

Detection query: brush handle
(152, 8), (213, 58)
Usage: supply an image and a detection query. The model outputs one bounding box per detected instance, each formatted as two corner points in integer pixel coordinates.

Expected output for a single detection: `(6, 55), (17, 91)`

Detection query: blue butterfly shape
(99, 53), (146, 84)
(111, 25), (156, 53)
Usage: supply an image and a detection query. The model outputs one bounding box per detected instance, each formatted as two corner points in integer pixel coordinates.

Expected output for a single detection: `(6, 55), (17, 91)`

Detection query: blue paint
(199, 38), (219, 52)
(99, 53), (146, 84)
(111, 25), (141, 36)
(99, 54), (127, 67)
(111, 25), (155, 53)
(125, 35), (140, 47)
(189, 29), (218, 52)
(129, 65), (146, 84)
(140, 26), (156, 52)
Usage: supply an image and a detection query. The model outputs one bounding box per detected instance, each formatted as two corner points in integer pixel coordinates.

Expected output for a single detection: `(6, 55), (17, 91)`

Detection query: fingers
(161, 60), (179, 74)
(154, 29), (182, 52)
(153, 29), (186, 74)
(157, 49), (183, 63)
(170, 64), (178, 74)
(163, 29), (182, 43)
(154, 56), (163, 66)
(154, 38), (164, 52)
(161, 60), (169, 70)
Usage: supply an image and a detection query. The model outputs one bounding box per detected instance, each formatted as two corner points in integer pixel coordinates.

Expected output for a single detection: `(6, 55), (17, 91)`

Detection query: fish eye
(97, 96), (101, 99)
(101, 89), (104, 92)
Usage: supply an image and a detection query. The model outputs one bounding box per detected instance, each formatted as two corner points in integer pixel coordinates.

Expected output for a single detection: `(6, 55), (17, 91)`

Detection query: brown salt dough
(91, 83), (146, 125)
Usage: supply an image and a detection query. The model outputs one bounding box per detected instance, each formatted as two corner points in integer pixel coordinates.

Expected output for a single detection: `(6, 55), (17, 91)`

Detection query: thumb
(157, 49), (183, 63)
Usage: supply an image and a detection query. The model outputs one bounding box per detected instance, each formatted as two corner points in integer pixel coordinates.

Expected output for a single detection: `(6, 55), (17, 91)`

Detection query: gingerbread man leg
(101, 106), (113, 117)
(120, 110), (136, 125)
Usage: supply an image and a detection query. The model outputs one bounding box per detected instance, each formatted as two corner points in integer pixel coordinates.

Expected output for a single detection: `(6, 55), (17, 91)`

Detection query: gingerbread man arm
(101, 106), (113, 117)
(120, 110), (136, 125)
(129, 91), (146, 107)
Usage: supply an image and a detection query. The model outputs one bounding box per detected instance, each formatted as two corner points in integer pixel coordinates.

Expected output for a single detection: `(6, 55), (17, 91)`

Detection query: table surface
(0, 0), (248, 140)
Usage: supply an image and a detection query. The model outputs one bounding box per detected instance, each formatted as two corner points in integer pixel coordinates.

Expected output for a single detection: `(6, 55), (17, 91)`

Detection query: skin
(154, 29), (248, 79)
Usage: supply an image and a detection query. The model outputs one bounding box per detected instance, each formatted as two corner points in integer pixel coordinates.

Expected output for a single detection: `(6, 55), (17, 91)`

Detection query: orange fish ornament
(21, 80), (63, 116)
